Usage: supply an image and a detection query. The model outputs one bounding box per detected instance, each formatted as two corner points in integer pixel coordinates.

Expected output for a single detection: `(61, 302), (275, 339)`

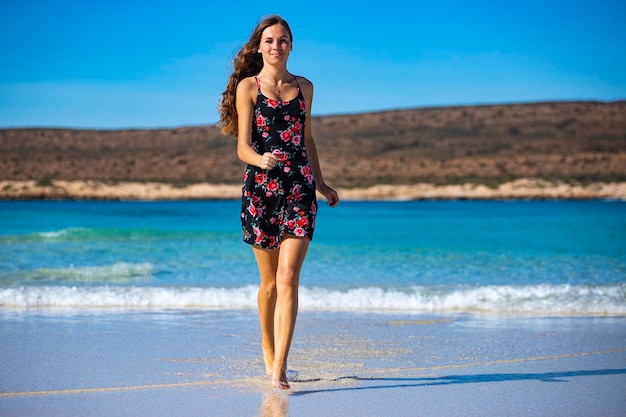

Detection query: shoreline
(2, 310), (625, 417)
(1, 179), (626, 201)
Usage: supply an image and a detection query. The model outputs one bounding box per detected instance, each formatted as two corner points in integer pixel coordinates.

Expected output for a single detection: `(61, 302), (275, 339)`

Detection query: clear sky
(1, 0), (625, 129)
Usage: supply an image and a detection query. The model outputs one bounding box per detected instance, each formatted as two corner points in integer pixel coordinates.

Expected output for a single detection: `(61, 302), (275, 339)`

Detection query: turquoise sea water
(1, 200), (625, 315)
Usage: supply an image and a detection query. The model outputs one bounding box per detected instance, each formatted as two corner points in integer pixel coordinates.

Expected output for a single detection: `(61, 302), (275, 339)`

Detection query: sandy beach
(1, 179), (626, 201)
(1, 310), (625, 417)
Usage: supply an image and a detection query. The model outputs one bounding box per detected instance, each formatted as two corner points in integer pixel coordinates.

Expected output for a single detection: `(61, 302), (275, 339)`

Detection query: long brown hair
(217, 15), (293, 136)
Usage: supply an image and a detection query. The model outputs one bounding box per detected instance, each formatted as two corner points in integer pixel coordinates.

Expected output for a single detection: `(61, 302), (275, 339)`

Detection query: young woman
(218, 15), (339, 390)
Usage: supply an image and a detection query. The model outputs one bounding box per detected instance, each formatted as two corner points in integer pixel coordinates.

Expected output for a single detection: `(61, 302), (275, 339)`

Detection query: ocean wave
(12, 262), (156, 284)
(1, 284), (624, 315)
(0, 228), (89, 243)
(37, 227), (90, 239)
(0, 227), (104, 244)
(1, 228), (206, 243)
(300, 284), (626, 315)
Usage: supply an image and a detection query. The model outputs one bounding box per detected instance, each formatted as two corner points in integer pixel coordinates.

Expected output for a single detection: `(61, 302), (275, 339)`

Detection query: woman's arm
(236, 77), (277, 170)
(300, 77), (339, 207)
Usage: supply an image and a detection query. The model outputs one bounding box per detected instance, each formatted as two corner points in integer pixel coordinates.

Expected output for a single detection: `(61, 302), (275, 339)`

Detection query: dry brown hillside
(1, 100), (625, 188)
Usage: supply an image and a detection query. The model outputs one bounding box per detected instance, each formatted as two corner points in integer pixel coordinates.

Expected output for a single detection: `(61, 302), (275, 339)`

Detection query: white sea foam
(1, 284), (624, 315)
(25, 262), (156, 284)
(300, 284), (626, 315)
(37, 228), (88, 238)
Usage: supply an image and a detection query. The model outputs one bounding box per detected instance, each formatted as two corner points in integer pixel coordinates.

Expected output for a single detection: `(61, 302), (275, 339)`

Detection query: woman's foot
(272, 379), (290, 390)
(267, 369), (298, 382)
(272, 369), (290, 390)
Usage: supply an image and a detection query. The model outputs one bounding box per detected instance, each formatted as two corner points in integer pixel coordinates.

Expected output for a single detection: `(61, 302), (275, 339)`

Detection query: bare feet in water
(272, 369), (290, 390)
(266, 369), (298, 388)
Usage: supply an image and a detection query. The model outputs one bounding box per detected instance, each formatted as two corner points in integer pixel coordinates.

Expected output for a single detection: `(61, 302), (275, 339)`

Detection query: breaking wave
(1, 283), (625, 316)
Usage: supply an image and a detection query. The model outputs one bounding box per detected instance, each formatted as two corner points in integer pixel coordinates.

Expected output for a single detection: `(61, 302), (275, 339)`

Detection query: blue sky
(1, 0), (625, 129)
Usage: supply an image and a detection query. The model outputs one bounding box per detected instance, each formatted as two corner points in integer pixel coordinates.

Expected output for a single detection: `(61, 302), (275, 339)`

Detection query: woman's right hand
(259, 152), (278, 170)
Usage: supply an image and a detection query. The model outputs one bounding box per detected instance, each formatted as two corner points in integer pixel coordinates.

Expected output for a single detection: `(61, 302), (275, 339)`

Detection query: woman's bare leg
(251, 246), (279, 377)
(272, 235), (310, 389)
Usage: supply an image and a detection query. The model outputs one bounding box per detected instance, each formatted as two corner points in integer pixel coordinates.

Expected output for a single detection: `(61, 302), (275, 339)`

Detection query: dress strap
(254, 76), (261, 92)
(292, 75), (300, 89)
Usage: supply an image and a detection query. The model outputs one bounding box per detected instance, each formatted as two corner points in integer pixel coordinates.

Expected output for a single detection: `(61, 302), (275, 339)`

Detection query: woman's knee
(276, 266), (299, 289)
(259, 280), (277, 298)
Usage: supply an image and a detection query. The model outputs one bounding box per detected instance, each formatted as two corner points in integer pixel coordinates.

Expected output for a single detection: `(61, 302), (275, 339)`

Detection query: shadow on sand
(290, 368), (626, 396)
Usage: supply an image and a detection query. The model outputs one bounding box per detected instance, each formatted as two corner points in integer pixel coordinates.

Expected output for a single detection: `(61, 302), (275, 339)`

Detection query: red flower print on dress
(242, 89), (316, 249)
(267, 179), (279, 193)
(272, 150), (289, 162)
(255, 173), (267, 184)
(266, 98), (280, 109)
(280, 130), (292, 142)
(292, 188), (301, 200)
(292, 184), (302, 201)
(300, 165), (314, 183)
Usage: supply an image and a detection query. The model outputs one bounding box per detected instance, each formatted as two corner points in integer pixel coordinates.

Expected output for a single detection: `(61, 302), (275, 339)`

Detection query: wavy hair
(217, 15), (293, 136)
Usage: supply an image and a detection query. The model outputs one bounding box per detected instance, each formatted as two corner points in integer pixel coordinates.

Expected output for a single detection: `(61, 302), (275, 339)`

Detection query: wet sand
(1, 310), (625, 416)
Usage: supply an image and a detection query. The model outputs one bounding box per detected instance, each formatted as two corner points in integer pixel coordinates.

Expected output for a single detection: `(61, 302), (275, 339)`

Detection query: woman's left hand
(318, 184), (340, 208)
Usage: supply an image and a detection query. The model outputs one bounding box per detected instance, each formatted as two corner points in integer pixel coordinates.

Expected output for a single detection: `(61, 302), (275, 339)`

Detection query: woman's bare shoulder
(295, 75), (313, 89)
(295, 76), (313, 99)
(236, 76), (259, 105)
(237, 76), (257, 92)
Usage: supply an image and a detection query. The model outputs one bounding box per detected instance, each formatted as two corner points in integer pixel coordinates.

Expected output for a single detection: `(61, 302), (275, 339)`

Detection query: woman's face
(258, 24), (292, 64)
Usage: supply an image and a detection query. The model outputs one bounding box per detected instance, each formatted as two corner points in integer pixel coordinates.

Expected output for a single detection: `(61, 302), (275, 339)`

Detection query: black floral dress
(241, 76), (317, 249)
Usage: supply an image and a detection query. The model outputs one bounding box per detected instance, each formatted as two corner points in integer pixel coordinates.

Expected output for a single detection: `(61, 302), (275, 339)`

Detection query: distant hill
(1, 101), (625, 188)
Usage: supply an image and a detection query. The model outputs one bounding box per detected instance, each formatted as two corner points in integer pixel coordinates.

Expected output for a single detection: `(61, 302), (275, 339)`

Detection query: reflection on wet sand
(259, 390), (289, 417)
